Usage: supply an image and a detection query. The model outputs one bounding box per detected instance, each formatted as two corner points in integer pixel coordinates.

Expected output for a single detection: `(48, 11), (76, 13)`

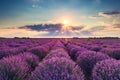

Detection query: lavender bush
(76, 51), (111, 79)
(29, 57), (84, 80)
(17, 52), (39, 71)
(28, 46), (49, 60)
(92, 59), (120, 80)
(101, 48), (120, 60)
(89, 45), (102, 52)
(0, 48), (22, 59)
(0, 56), (30, 80)
(52, 41), (66, 50)
(43, 48), (70, 60)
(70, 47), (88, 61)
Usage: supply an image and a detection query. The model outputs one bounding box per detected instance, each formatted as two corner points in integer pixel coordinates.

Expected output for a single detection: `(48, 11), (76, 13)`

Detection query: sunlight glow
(60, 19), (72, 35)
(62, 20), (70, 26)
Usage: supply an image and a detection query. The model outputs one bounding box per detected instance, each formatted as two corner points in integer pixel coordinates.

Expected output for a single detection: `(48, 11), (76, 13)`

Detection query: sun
(62, 20), (70, 26)
(60, 19), (72, 33)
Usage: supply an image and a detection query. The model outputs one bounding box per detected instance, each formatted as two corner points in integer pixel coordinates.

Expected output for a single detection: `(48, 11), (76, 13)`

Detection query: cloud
(18, 23), (84, 37)
(112, 24), (120, 28)
(71, 26), (84, 30)
(20, 24), (62, 32)
(102, 11), (120, 15)
(31, 0), (43, 8)
(89, 16), (97, 19)
(99, 21), (120, 29)
(90, 11), (120, 19)
(90, 26), (106, 31)
(19, 23), (84, 32)
(80, 26), (106, 36)
(98, 12), (111, 18)
(1, 23), (120, 38)
(32, 4), (39, 8)
(98, 11), (120, 18)
(81, 30), (92, 36)
(0, 28), (48, 38)
(88, 22), (120, 37)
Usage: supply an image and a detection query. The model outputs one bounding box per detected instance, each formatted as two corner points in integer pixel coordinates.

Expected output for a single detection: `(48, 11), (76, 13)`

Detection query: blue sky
(0, 0), (120, 37)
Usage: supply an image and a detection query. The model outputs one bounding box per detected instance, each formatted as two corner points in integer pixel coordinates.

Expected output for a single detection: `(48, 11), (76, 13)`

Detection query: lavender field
(0, 38), (119, 80)
(0, 0), (120, 79)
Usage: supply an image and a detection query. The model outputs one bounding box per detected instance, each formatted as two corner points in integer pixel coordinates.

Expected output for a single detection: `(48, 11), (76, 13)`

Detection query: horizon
(0, 0), (120, 38)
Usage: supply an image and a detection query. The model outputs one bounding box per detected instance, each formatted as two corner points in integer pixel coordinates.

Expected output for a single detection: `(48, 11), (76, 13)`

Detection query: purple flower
(70, 47), (88, 61)
(66, 44), (87, 61)
(17, 52), (39, 71)
(0, 48), (22, 59)
(76, 51), (111, 79)
(52, 41), (66, 50)
(28, 46), (49, 60)
(0, 56), (30, 80)
(89, 45), (102, 52)
(92, 59), (120, 80)
(44, 48), (70, 60)
(29, 57), (84, 80)
(101, 48), (120, 60)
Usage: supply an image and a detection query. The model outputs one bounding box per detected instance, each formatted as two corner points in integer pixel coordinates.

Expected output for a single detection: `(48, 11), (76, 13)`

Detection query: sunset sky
(0, 0), (120, 38)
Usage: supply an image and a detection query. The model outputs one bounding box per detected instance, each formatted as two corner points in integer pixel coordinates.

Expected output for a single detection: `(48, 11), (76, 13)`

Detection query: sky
(0, 0), (120, 38)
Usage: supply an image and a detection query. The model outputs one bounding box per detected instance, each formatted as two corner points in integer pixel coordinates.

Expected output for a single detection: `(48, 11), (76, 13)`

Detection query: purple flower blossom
(92, 59), (120, 80)
(52, 41), (66, 50)
(44, 48), (70, 60)
(17, 52), (39, 71)
(89, 45), (102, 52)
(28, 46), (49, 60)
(76, 51), (111, 79)
(0, 56), (30, 80)
(101, 48), (120, 60)
(29, 57), (84, 80)
(0, 48), (23, 59)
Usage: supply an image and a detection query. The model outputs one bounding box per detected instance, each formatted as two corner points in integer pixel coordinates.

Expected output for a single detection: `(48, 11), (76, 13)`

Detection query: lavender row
(0, 38), (120, 80)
